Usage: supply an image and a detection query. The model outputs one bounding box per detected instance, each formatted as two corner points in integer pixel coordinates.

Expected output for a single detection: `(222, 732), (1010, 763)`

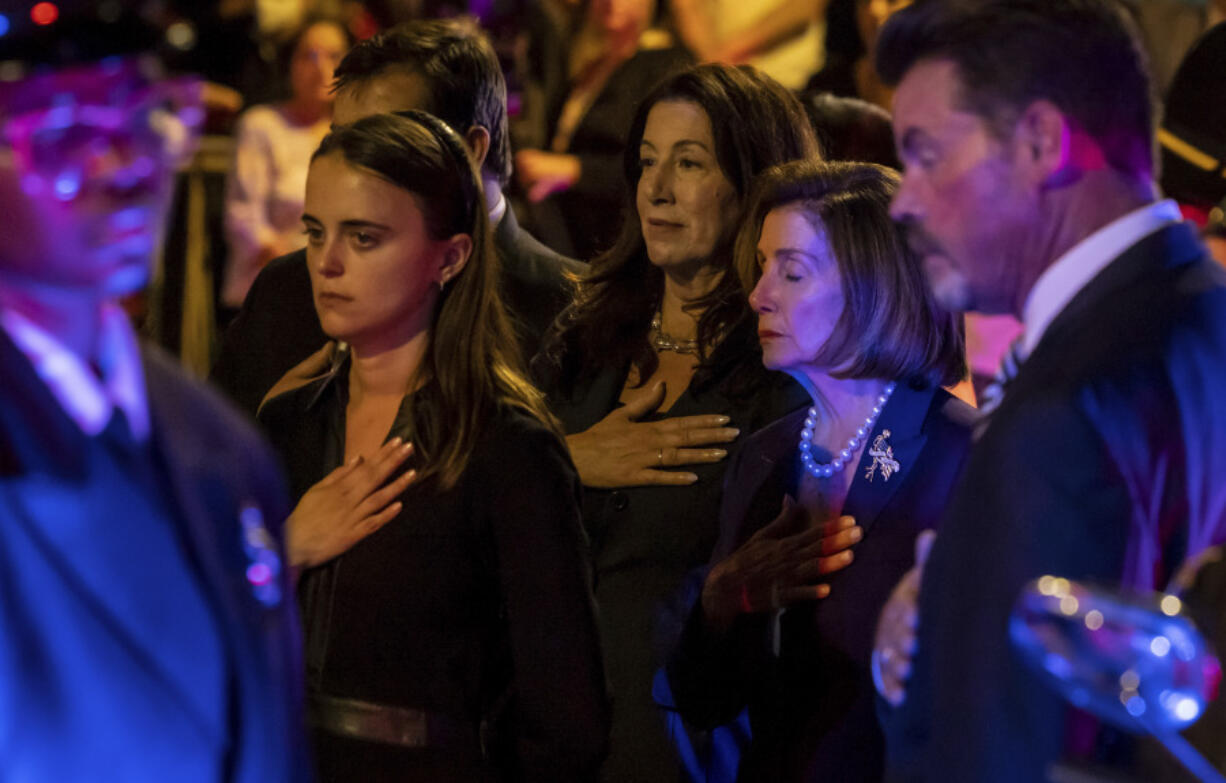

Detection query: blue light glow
(0, 14), (11, 37)
(1174, 696), (1201, 722)
(1151, 635), (1172, 658)
(246, 563), (272, 585)
(53, 171), (82, 201)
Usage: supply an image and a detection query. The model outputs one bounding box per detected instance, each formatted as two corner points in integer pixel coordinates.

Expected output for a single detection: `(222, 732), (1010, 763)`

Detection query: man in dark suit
(868, 2), (1226, 781)
(0, 10), (308, 781)
(211, 18), (584, 415)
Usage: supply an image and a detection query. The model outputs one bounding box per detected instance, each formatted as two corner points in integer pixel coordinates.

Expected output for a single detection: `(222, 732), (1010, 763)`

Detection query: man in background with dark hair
(868, 1), (1226, 781)
(212, 16), (583, 415)
(0, 5), (308, 780)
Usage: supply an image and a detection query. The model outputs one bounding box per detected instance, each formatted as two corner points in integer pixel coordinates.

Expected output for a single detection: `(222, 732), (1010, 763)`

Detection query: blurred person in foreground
(668, 159), (973, 783)
(0, 7), (308, 781)
(212, 17), (583, 416)
(869, 1), (1226, 781)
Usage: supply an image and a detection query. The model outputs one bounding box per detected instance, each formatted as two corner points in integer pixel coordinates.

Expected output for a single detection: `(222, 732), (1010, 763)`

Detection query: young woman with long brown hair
(258, 111), (609, 782)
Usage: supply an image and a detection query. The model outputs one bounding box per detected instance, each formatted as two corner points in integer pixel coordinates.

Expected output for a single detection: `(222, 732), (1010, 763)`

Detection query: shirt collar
(488, 191), (508, 230)
(0, 302), (150, 441)
(1021, 199), (1182, 357)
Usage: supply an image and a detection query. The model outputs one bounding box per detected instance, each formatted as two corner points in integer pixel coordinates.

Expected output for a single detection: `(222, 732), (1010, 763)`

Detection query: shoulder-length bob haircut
(538, 63), (818, 394)
(313, 111), (554, 489)
(736, 159), (966, 387)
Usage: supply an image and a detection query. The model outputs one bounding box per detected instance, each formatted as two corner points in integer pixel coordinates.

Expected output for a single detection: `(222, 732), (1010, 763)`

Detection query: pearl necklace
(649, 312), (699, 355)
(798, 382), (896, 479)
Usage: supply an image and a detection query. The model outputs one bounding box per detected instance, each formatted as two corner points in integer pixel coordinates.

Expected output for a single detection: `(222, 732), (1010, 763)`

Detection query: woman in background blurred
(514, 0), (691, 260)
(221, 16), (350, 321)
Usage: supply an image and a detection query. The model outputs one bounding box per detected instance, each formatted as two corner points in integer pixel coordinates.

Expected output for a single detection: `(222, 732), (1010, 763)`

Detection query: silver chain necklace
(649, 312), (699, 355)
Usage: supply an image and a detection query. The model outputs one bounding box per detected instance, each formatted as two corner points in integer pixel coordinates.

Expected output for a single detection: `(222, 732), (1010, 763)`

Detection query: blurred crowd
(111, 0), (1226, 386)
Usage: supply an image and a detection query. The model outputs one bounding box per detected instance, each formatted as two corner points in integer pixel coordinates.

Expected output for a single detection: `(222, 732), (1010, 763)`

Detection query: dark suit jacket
(883, 222), (1226, 782)
(258, 352), (611, 782)
(0, 332), (308, 782)
(531, 46), (693, 260)
(669, 383), (975, 783)
(210, 203), (583, 416)
(540, 324), (810, 783)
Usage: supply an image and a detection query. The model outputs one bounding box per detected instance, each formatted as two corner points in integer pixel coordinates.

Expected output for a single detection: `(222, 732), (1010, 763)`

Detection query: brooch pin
(864, 429), (902, 483)
(240, 503), (283, 608)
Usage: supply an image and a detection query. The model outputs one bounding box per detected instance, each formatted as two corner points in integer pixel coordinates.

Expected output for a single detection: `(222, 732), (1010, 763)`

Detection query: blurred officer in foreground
(0, 5), (309, 780)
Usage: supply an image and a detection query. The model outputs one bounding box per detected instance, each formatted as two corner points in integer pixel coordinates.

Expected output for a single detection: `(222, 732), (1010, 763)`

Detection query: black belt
(308, 693), (479, 751)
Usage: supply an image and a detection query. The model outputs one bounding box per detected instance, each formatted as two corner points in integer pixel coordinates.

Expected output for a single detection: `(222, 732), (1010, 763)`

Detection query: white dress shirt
(0, 302), (150, 441)
(1021, 199), (1183, 358)
(489, 191), (508, 230)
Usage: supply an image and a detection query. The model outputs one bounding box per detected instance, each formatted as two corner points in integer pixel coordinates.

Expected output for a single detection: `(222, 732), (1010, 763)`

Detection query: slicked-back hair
(537, 63), (819, 396)
(736, 159), (966, 387)
(313, 112), (553, 489)
(332, 17), (512, 186)
(876, 0), (1156, 181)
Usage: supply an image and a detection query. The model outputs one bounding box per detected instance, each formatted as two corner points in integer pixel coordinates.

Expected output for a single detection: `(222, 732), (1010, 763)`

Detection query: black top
(669, 383), (976, 783)
(539, 323), (809, 782)
(211, 204), (583, 417)
(883, 222), (1226, 782)
(258, 354), (611, 782)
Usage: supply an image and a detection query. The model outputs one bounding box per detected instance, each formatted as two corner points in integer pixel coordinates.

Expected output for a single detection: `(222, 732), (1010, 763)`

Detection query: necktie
(978, 337), (1024, 415)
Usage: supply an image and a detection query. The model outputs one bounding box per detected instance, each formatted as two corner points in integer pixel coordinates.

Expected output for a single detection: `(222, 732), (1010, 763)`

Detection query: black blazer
(211, 204), (583, 416)
(258, 353), (611, 782)
(668, 383), (975, 783)
(884, 222), (1226, 782)
(540, 325), (809, 782)
(0, 332), (309, 782)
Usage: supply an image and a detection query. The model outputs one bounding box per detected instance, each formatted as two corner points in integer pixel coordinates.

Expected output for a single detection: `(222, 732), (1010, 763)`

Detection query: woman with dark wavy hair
(668, 159), (973, 782)
(258, 112), (610, 782)
(534, 63), (817, 782)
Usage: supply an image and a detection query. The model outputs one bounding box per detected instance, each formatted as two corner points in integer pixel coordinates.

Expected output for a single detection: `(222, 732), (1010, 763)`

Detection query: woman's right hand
(701, 496), (862, 631)
(286, 437), (418, 569)
(565, 381), (740, 488)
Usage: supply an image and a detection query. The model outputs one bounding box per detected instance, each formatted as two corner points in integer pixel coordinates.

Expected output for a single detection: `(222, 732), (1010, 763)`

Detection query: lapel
(555, 362), (628, 434)
(703, 383), (939, 546)
(842, 382), (937, 536)
(143, 351), (295, 781)
(1028, 221), (1205, 373)
(0, 338), (222, 727)
(143, 346), (289, 634)
(738, 408), (805, 502)
(0, 329), (89, 478)
(144, 351), (242, 626)
(983, 222), (1206, 438)
(495, 199), (522, 256)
